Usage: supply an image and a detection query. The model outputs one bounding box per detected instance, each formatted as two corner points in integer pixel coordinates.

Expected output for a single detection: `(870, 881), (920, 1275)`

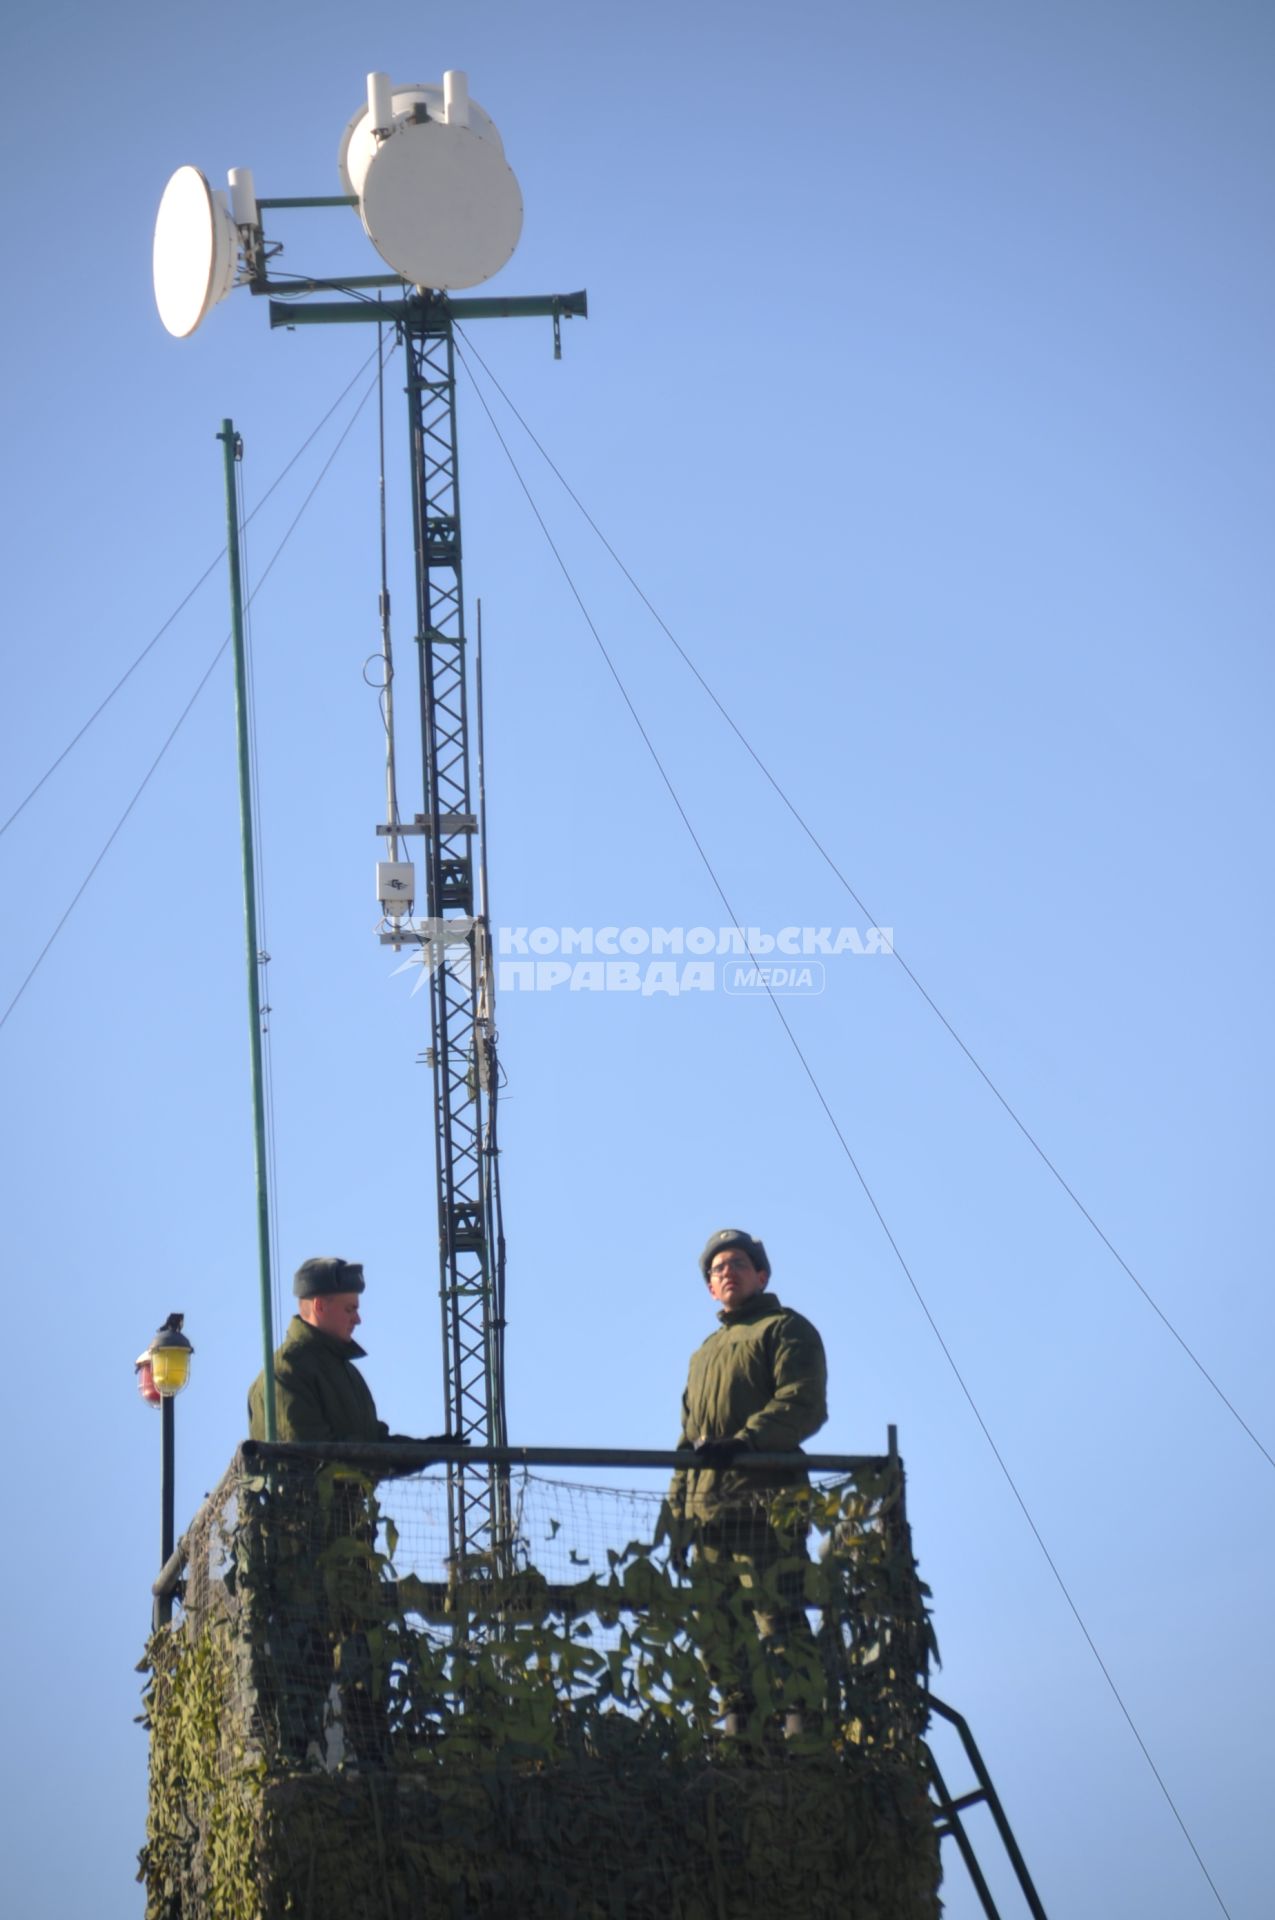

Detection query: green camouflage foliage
(139, 1457), (941, 1918)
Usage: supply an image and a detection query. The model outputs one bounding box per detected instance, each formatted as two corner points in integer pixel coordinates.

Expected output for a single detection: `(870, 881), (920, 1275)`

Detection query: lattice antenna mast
(153, 68), (586, 1574)
(401, 304), (509, 1567)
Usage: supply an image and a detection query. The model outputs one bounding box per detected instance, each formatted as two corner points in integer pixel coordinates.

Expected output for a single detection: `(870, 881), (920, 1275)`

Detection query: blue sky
(1, 3), (1271, 1915)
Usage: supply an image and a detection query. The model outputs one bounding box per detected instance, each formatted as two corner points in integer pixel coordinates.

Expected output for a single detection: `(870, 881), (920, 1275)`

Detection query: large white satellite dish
(339, 73), (523, 290)
(152, 166), (241, 338)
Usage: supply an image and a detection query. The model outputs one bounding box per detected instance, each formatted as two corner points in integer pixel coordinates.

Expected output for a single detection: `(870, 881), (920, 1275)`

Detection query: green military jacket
(670, 1292), (827, 1521)
(248, 1316), (391, 1444)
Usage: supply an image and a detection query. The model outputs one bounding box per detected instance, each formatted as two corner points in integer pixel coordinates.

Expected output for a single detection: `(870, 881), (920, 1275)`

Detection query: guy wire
(1, 340), (388, 843)
(2, 355), (387, 1033)
(452, 324), (1272, 1480)
(452, 346), (1233, 1918)
(376, 314), (403, 862)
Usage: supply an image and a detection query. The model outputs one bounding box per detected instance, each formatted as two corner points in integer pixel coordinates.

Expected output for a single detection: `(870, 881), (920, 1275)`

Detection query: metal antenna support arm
(268, 290), (588, 329)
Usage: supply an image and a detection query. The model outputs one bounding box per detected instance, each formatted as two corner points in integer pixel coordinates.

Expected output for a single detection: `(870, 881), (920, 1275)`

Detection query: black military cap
(293, 1256), (366, 1298)
(699, 1228), (770, 1280)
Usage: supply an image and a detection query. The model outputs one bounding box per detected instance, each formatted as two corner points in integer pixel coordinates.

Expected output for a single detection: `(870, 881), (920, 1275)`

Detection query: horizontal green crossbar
(268, 290), (589, 328)
(255, 195), (359, 208)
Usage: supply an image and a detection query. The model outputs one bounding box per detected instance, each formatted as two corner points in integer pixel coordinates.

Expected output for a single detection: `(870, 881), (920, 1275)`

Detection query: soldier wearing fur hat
(245, 1257), (436, 1765)
(248, 1256), (395, 1444)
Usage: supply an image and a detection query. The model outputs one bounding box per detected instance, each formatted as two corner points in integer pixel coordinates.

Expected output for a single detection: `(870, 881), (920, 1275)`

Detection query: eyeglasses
(709, 1257), (754, 1277)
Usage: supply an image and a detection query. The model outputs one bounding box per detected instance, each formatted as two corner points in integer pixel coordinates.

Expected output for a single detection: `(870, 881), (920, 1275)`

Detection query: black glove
(693, 1437), (745, 1468)
(417, 1432), (470, 1446)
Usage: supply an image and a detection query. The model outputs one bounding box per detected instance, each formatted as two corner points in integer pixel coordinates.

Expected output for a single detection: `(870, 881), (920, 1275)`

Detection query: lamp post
(135, 1313), (194, 1628)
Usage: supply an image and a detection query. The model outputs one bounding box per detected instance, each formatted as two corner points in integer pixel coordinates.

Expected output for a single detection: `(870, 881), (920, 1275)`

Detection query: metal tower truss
(151, 86), (585, 1592)
(275, 285), (584, 1577)
(404, 307), (509, 1574)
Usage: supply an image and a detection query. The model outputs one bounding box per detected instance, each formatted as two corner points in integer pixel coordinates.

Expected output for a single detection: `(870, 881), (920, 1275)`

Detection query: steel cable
(1, 341), (388, 841)
(455, 346), (1234, 1919)
(1, 355), (387, 1034)
(452, 325), (1273, 1481)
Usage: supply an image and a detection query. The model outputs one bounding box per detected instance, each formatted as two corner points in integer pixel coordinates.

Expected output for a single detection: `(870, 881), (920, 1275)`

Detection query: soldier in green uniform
(247, 1257), (444, 1766)
(669, 1228), (828, 1730)
(249, 1256), (393, 1443)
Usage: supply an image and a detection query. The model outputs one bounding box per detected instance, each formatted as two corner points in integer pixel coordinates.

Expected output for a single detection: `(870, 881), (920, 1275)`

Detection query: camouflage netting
(140, 1451), (940, 1919)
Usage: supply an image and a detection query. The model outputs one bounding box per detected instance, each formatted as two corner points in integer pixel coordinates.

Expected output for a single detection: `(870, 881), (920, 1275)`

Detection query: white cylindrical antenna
(443, 70), (469, 127)
(228, 167), (258, 229)
(341, 71), (522, 286)
(368, 71), (394, 135)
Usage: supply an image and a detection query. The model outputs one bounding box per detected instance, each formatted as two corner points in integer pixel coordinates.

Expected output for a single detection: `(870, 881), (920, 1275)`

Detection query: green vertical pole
(218, 419), (277, 1442)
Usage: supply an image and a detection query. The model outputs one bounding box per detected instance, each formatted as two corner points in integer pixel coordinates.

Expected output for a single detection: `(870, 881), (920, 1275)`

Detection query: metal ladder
(926, 1694), (1049, 1919)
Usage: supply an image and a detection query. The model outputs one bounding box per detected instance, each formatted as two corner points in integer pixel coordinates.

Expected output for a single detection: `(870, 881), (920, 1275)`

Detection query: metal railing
(153, 1437), (902, 1611)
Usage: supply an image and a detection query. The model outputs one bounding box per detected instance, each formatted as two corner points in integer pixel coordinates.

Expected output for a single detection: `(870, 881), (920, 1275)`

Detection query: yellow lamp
(139, 1311), (194, 1630)
(145, 1314), (194, 1398)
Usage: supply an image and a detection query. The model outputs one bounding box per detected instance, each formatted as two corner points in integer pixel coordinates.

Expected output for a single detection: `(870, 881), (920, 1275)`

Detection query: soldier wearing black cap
(669, 1228), (828, 1727)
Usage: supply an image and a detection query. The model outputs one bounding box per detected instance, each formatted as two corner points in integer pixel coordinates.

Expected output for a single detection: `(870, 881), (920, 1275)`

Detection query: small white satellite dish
(153, 166), (241, 338)
(339, 74), (523, 290)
